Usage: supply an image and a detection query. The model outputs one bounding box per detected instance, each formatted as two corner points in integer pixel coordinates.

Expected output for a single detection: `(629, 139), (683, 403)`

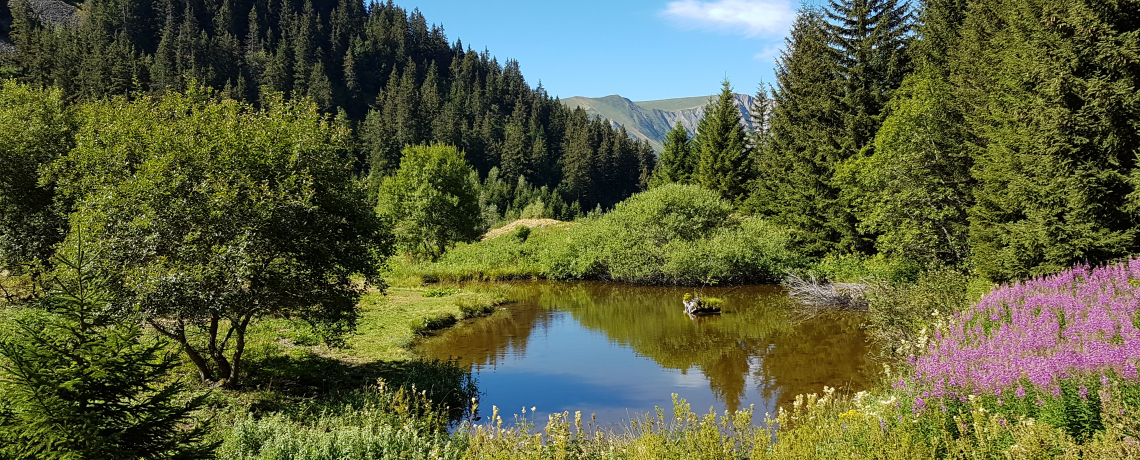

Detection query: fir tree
(651, 121), (695, 186)
(963, 0), (1140, 280)
(0, 236), (214, 460)
(824, 0), (913, 156)
(694, 79), (750, 203)
(747, 6), (851, 255)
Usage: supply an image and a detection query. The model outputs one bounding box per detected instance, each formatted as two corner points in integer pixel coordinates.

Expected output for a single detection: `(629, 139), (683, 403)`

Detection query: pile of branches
(784, 273), (868, 318)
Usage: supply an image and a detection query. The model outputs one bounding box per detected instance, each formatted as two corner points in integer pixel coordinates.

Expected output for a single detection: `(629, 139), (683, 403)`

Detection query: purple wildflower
(912, 259), (1140, 399)
(1079, 386), (1089, 400)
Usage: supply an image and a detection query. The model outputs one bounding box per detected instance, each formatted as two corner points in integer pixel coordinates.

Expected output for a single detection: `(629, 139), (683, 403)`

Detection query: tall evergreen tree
(835, 0), (972, 266)
(651, 121), (695, 186)
(962, 0), (1140, 281)
(747, 6), (851, 255)
(694, 80), (750, 203)
(824, 0), (913, 157)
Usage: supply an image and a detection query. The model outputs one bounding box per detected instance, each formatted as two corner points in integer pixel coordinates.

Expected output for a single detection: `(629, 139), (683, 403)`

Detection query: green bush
(405, 184), (807, 286)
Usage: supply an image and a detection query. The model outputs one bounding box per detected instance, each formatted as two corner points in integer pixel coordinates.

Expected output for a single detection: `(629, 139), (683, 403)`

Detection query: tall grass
(401, 184), (807, 286)
(216, 382), (468, 460)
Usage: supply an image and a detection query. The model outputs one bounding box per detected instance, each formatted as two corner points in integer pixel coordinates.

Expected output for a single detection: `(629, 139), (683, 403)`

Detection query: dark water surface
(413, 281), (877, 426)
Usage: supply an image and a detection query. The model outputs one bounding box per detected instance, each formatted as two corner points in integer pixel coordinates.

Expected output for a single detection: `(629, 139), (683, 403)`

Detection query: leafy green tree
(961, 0), (1140, 281)
(837, 70), (972, 266)
(835, 0), (972, 267)
(0, 235), (213, 460)
(694, 80), (750, 203)
(377, 144), (483, 261)
(650, 122), (695, 186)
(0, 81), (73, 275)
(51, 91), (388, 388)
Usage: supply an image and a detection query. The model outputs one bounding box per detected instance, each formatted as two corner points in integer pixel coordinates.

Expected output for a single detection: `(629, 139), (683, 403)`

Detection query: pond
(414, 281), (878, 426)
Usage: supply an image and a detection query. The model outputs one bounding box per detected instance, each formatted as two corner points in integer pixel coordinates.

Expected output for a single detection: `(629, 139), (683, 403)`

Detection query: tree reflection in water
(414, 281), (878, 421)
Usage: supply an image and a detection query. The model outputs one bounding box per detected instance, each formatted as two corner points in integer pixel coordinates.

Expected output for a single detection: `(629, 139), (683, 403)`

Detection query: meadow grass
(191, 284), (507, 459)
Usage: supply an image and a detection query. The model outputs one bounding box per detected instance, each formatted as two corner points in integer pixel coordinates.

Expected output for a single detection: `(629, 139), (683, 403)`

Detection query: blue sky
(405, 0), (798, 101)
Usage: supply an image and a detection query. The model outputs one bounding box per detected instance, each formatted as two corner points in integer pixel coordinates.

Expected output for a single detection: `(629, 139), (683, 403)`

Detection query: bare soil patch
(481, 218), (561, 241)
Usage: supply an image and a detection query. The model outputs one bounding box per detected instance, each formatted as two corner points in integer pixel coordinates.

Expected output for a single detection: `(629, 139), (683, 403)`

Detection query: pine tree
(693, 80), (749, 203)
(0, 236), (214, 460)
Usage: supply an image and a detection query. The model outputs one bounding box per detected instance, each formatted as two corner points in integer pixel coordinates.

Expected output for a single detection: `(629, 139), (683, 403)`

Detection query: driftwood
(784, 273), (868, 318)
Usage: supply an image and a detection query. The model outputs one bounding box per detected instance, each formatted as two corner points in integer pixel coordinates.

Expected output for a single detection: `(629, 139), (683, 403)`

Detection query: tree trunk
(207, 314), (233, 381)
(220, 314), (252, 389)
(148, 319), (213, 382)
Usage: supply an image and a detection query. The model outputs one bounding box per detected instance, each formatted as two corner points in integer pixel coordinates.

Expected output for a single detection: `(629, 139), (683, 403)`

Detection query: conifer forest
(2, 0), (1140, 457)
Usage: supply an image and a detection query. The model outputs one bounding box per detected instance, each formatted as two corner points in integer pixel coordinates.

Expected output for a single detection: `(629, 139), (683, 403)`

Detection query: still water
(414, 281), (878, 426)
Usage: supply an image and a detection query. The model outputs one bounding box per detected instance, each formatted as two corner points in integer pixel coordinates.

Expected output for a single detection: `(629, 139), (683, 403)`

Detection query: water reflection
(414, 281), (877, 425)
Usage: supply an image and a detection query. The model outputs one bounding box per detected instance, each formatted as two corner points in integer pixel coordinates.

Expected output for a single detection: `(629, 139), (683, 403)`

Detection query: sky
(404, 0), (800, 101)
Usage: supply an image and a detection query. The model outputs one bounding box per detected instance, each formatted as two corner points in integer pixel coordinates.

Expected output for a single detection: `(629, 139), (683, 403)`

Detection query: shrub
(410, 184), (806, 286)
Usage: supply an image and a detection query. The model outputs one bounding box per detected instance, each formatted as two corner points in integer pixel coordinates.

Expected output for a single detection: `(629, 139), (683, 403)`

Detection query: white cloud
(662, 0), (796, 38)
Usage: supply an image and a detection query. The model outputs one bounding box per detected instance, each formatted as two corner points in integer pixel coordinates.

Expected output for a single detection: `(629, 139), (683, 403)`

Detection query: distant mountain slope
(561, 93), (755, 151)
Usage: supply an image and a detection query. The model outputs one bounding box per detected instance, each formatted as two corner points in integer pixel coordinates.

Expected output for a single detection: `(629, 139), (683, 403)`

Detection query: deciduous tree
(52, 91), (388, 388)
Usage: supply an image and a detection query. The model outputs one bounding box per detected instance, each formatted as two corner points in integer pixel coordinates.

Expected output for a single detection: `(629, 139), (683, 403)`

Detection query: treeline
(6, 0), (654, 214)
(654, 0), (1140, 283)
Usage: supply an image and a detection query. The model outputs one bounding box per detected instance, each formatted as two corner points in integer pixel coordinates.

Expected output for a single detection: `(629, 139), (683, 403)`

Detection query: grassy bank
(194, 285), (508, 458)
(396, 184), (808, 286)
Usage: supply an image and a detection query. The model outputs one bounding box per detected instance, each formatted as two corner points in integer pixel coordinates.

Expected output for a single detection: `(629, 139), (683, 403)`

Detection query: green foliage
(747, 7), (851, 256)
(650, 121), (696, 187)
(52, 91), (387, 388)
(0, 238), (213, 460)
(750, 0), (913, 257)
(510, 225), (531, 243)
(216, 384), (466, 460)
(422, 287), (460, 298)
(411, 314), (458, 337)
(837, 69), (972, 266)
(863, 268), (974, 360)
(824, 0), (913, 157)
(409, 184), (806, 285)
(693, 80), (750, 203)
(476, 168), (577, 228)
(10, 0), (652, 215)
(962, 0), (1140, 281)
(0, 80), (73, 272)
(377, 144), (483, 261)
(806, 253), (922, 284)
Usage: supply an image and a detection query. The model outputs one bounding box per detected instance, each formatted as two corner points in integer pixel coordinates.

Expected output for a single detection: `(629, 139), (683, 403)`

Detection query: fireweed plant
(903, 258), (1140, 439)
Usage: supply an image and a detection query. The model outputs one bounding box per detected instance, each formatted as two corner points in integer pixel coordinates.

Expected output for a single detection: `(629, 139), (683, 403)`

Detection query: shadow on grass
(237, 350), (477, 421)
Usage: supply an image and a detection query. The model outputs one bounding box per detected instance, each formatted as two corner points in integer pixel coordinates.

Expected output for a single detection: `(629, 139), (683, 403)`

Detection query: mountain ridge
(561, 93), (756, 151)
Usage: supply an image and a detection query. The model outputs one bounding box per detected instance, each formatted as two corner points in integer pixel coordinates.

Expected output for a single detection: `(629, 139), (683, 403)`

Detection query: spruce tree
(693, 79), (750, 203)
(748, 6), (850, 255)
(0, 237), (214, 460)
(963, 0), (1140, 281)
(824, 0), (913, 156)
(835, 0), (972, 266)
(651, 121), (695, 186)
